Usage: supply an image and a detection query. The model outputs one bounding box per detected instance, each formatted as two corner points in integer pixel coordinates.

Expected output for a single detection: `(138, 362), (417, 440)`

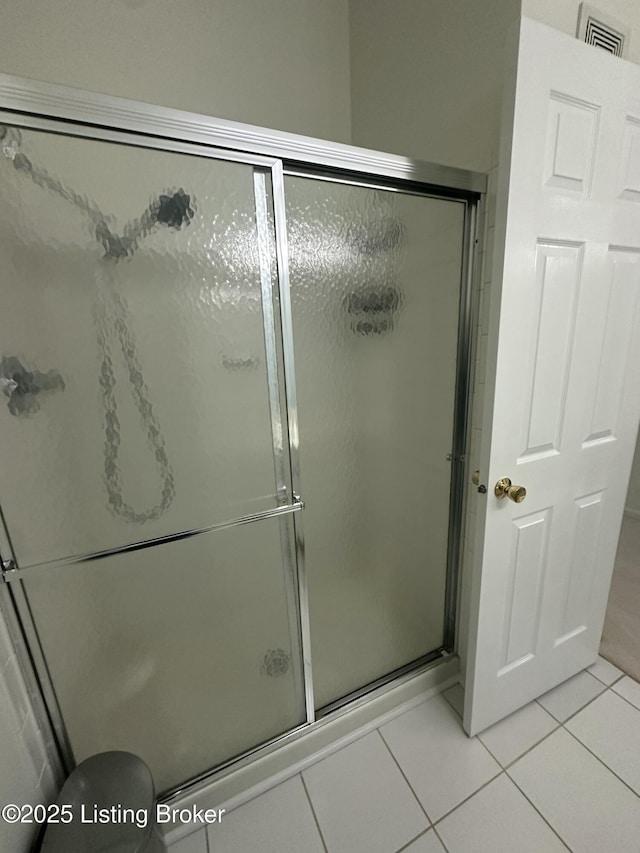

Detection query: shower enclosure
(0, 75), (483, 797)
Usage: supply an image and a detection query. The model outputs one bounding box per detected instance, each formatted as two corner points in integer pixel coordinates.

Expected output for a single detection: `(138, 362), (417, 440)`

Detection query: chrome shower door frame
(0, 72), (485, 799)
(0, 116), (311, 784)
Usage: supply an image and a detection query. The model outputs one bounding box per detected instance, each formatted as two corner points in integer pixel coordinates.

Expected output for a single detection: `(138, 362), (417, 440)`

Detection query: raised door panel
(518, 241), (583, 461)
(543, 93), (600, 195)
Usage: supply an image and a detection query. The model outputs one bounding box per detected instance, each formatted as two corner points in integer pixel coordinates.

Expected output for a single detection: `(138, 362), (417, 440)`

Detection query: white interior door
(465, 17), (640, 736)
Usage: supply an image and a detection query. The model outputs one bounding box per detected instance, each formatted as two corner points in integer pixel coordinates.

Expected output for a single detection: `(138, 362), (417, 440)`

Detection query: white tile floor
(170, 657), (640, 853)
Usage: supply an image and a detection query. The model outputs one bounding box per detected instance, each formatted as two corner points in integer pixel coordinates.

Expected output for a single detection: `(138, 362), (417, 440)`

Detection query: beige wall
(0, 0), (352, 143)
(349, 0), (521, 172)
(626, 436), (640, 516)
(349, 1), (640, 169)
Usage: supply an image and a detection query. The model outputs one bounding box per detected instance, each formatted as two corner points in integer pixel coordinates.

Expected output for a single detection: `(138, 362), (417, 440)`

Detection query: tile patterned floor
(170, 657), (640, 853)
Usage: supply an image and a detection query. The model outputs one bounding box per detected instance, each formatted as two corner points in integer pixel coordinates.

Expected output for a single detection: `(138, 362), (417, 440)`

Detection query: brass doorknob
(494, 477), (526, 503)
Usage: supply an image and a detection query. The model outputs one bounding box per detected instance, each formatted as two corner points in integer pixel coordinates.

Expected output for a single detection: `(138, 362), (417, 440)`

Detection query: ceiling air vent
(577, 2), (629, 58)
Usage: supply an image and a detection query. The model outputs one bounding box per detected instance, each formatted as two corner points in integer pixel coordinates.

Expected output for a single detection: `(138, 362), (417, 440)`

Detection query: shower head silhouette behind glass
(0, 124), (196, 523)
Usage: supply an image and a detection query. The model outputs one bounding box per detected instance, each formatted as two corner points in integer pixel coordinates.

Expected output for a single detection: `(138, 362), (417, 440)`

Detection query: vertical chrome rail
(443, 198), (479, 650)
(253, 169), (290, 504)
(253, 168), (305, 707)
(270, 161), (315, 724)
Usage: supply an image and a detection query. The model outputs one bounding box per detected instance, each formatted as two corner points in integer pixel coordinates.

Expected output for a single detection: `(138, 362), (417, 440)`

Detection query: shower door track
(0, 72), (485, 799)
(163, 648), (453, 804)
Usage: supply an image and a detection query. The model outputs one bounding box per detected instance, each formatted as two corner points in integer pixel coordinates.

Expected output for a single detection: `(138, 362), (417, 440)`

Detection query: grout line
(429, 768), (504, 828)
(553, 682), (608, 726)
(204, 823), (210, 853)
(609, 685), (640, 715)
(501, 723), (560, 771)
(535, 677), (606, 726)
(465, 721), (505, 768)
(376, 729), (432, 826)
(432, 823), (452, 853)
(562, 724), (640, 801)
(394, 828), (438, 853)
(482, 721), (561, 773)
(393, 698), (506, 828)
(473, 735), (503, 768)
(587, 665), (625, 688)
(299, 773), (329, 853)
(505, 768), (572, 852)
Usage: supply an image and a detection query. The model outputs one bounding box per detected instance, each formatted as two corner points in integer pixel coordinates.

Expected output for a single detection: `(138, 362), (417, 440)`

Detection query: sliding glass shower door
(285, 176), (465, 709)
(0, 112), (472, 796)
(0, 126), (306, 792)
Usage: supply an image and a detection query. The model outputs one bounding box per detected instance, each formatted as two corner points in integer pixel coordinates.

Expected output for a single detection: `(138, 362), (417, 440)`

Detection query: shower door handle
(1, 497), (306, 583)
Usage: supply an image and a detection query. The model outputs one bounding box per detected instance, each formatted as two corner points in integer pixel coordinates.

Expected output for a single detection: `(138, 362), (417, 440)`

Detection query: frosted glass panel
(23, 517), (304, 793)
(286, 177), (464, 707)
(0, 127), (282, 567)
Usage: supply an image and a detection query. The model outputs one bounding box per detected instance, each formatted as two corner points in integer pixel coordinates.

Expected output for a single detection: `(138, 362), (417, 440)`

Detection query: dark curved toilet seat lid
(41, 751), (157, 853)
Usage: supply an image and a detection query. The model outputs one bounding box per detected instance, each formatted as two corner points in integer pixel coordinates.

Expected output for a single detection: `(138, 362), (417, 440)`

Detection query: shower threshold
(161, 649), (456, 812)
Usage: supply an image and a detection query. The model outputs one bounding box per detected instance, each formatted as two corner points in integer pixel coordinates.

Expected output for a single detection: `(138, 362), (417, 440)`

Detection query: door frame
(0, 71), (485, 800)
